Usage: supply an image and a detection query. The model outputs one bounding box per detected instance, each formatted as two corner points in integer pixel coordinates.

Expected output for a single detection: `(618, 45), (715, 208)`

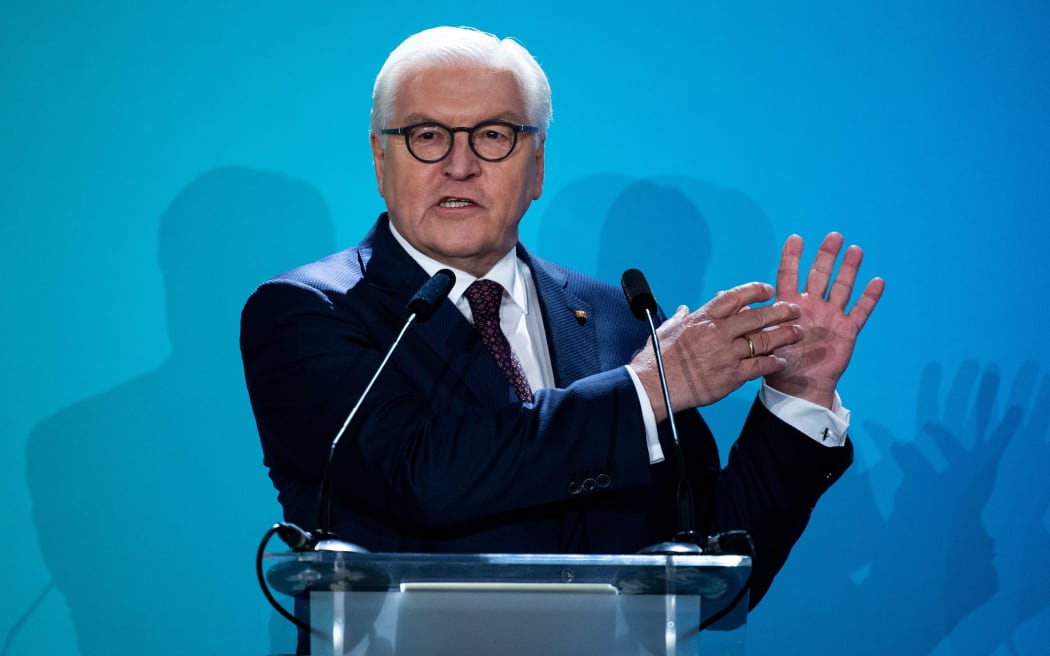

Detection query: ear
(531, 136), (545, 201)
(370, 133), (386, 197)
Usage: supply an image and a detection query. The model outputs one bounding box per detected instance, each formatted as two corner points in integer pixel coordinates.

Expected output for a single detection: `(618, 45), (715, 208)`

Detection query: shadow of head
(157, 166), (336, 359)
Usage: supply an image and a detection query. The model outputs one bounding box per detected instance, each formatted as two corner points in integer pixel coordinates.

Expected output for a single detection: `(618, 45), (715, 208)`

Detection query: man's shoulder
(239, 247), (365, 334)
(270, 246), (364, 293)
(256, 217), (382, 296)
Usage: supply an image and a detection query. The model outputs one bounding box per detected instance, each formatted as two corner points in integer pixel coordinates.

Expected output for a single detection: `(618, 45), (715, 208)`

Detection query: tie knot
(464, 279), (504, 321)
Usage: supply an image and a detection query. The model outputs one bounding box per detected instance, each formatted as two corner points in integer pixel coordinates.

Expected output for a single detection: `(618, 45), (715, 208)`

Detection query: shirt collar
(388, 220), (530, 315)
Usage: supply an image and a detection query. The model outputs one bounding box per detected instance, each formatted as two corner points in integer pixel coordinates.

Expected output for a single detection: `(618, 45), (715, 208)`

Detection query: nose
(442, 131), (481, 179)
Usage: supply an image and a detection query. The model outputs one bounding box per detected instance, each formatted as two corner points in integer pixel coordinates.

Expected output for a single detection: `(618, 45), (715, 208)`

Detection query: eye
(409, 124), (449, 144)
(476, 125), (513, 143)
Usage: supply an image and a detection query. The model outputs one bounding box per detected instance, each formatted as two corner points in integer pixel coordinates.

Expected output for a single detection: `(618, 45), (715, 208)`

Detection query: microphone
(310, 269), (456, 551)
(273, 522), (367, 553)
(407, 268), (456, 321)
(621, 268), (658, 321)
(620, 269), (702, 554)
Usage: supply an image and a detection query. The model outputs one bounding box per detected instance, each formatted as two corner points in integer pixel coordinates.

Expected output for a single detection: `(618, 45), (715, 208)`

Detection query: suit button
(582, 477), (596, 492)
(596, 474), (611, 488)
(568, 481), (582, 495)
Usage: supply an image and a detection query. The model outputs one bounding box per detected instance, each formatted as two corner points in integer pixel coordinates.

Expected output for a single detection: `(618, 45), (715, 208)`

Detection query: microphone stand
(269, 269), (456, 553)
(621, 269), (702, 554)
(312, 313), (421, 548)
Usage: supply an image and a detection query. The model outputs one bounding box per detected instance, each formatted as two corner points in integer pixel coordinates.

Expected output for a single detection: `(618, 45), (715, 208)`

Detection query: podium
(265, 550), (750, 655)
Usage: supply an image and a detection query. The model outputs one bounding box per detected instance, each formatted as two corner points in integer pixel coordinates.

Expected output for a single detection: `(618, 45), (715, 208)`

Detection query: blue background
(3, 2), (1048, 654)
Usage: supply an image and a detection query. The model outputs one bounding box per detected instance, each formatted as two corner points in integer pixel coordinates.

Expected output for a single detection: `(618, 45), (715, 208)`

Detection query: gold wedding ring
(745, 336), (756, 359)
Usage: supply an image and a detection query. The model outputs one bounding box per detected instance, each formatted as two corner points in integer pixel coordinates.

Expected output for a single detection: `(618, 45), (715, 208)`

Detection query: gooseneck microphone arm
(309, 268), (456, 549)
(620, 270), (682, 456)
(620, 268), (700, 550)
(261, 272), (454, 640)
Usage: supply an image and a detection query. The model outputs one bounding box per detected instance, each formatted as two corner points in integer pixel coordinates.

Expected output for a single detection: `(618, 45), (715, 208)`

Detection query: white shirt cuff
(625, 365), (665, 464)
(758, 382), (850, 447)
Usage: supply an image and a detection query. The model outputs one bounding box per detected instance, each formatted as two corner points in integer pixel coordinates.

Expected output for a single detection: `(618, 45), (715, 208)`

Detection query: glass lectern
(265, 550), (749, 655)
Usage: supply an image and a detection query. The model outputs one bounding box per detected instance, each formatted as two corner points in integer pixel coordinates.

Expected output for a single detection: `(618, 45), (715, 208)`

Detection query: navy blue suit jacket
(240, 214), (852, 605)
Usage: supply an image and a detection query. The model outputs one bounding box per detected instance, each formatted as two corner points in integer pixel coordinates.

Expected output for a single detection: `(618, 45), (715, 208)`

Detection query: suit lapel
(360, 215), (510, 405)
(525, 251), (603, 388)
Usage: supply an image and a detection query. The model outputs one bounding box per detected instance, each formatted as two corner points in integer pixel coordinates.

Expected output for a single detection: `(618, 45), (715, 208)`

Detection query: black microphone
(621, 268), (658, 321)
(274, 522), (368, 553)
(620, 269), (702, 554)
(407, 268), (456, 321)
(309, 269), (456, 551)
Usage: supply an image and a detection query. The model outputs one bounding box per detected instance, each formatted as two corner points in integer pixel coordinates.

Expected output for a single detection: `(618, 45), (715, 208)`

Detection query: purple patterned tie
(463, 279), (534, 403)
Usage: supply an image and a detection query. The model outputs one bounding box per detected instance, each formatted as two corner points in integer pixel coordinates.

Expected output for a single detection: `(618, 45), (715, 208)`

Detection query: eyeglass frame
(381, 120), (540, 163)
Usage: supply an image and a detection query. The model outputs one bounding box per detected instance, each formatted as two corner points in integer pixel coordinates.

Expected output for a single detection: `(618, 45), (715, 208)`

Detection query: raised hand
(764, 232), (884, 408)
(630, 281), (804, 422)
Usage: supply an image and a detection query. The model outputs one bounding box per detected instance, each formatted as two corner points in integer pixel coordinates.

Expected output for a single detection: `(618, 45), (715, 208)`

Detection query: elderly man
(241, 25), (883, 613)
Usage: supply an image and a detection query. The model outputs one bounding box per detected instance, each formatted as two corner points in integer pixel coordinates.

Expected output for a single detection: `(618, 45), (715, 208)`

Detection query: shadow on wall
(749, 360), (1050, 655)
(536, 173), (778, 453)
(536, 174), (778, 307)
(25, 167), (336, 656)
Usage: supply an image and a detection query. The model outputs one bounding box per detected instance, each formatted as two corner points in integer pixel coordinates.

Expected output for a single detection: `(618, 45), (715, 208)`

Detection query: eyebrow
(395, 112), (528, 126)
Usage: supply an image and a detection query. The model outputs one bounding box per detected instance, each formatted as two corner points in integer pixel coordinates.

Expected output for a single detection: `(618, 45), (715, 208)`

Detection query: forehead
(392, 64), (527, 123)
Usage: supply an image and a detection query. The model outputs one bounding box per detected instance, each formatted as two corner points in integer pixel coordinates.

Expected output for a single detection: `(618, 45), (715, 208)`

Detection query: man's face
(370, 64), (545, 277)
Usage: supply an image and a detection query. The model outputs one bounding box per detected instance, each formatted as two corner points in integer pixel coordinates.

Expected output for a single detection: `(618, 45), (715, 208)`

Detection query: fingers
(775, 234), (803, 297)
(779, 232), (883, 321)
(804, 232), (845, 298)
(847, 276), (885, 332)
(738, 322), (803, 359)
(827, 244), (862, 309)
(697, 284), (802, 358)
(739, 352), (790, 380)
(701, 282), (775, 319)
(722, 299), (801, 342)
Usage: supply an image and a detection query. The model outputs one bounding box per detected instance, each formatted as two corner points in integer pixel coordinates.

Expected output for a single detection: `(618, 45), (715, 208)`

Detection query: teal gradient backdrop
(3, 2), (1047, 654)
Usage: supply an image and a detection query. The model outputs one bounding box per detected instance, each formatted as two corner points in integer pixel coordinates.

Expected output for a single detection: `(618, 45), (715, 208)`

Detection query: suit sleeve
(240, 278), (655, 534)
(681, 398), (853, 607)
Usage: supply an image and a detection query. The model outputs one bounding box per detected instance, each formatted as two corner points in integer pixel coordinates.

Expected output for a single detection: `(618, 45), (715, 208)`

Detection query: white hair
(371, 26), (552, 140)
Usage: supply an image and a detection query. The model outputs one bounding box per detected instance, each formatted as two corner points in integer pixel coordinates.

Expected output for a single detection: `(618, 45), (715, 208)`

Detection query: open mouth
(439, 197), (475, 208)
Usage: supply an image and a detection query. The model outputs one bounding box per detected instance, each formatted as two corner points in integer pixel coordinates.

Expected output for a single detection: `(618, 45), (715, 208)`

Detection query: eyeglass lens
(406, 122), (518, 162)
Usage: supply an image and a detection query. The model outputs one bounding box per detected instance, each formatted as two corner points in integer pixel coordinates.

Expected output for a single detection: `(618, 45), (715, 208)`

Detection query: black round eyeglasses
(381, 120), (539, 163)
